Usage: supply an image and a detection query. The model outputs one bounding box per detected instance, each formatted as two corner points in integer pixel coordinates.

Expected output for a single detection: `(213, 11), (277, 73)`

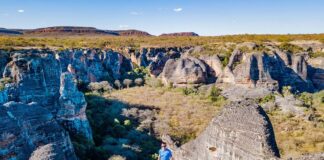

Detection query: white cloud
(17, 9), (24, 13)
(173, 8), (183, 12)
(119, 25), (129, 29)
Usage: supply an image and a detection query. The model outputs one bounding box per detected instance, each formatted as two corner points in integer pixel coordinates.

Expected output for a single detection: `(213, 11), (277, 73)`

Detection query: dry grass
(106, 86), (324, 158)
(268, 91), (324, 158)
(105, 86), (226, 144)
(1, 34), (324, 50)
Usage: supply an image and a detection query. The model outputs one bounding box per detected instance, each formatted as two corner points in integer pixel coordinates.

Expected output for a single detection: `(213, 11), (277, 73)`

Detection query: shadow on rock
(72, 94), (161, 160)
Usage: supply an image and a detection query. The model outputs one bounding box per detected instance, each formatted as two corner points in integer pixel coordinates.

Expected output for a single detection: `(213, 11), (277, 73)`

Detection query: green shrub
(0, 77), (12, 91)
(208, 86), (222, 102)
(279, 43), (304, 54)
(182, 87), (198, 96)
(298, 92), (313, 107)
(259, 94), (275, 104)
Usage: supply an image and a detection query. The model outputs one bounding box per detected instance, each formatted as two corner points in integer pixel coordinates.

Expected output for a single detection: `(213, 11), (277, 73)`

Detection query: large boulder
(172, 100), (280, 160)
(200, 55), (223, 77)
(0, 102), (77, 160)
(58, 72), (93, 141)
(161, 57), (208, 86)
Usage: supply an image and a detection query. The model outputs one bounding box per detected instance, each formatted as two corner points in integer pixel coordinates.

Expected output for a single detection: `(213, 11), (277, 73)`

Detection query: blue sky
(1, 0), (324, 35)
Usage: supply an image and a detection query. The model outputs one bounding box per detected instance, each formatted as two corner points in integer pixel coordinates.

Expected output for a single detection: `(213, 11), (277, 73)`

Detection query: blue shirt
(159, 148), (172, 160)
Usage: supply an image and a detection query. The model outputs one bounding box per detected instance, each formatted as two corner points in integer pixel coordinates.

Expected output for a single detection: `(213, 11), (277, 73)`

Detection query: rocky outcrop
(217, 49), (316, 92)
(3, 52), (61, 109)
(58, 73), (93, 141)
(0, 51), (93, 157)
(291, 153), (324, 160)
(160, 32), (199, 36)
(57, 49), (132, 82)
(0, 102), (77, 160)
(101, 50), (133, 79)
(130, 47), (181, 77)
(172, 100), (280, 160)
(161, 57), (208, 86)
(200, 55), (223, 77)
(307, 57), (324, 90)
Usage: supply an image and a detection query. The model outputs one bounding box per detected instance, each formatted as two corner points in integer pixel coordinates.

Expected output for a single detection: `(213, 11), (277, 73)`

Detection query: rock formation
(58, 72), (93, 140)
(0, 102), (77, 160)
(171, 100), (280, 160)
(0, 50), (93, 158)
(3, 52), (61, 109)
(161, 57), (208, 86)
(217, 49), (316, 92)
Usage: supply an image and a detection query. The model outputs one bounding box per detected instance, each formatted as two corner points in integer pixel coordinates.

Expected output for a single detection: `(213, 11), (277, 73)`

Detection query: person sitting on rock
(158, 142), (173, 160)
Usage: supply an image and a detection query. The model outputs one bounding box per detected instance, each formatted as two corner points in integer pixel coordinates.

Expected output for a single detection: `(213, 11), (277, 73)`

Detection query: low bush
(144, 76), (163, 88)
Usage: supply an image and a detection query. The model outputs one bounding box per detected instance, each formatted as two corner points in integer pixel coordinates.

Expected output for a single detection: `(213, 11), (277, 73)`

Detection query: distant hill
(0, 26), (152, 37)
(0, 26), (199, 37)
(160, 32), (199, 36)
(24, 26), (118, 36)
(0, 28), (22, 35)
(111, 30), (152, 36)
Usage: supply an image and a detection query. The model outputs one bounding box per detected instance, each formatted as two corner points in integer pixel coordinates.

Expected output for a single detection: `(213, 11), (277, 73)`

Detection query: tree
(88, 81), (113, 94)
(123, 79), (133, 88)
(114, 80), (122, 90)
(134, 78), (143, 86)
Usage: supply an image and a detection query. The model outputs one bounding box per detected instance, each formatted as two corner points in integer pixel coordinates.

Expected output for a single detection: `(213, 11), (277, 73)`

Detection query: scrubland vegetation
(266, 90), (324, 158)
(1, 34), (324, 50)
(73, 79), (226, 159)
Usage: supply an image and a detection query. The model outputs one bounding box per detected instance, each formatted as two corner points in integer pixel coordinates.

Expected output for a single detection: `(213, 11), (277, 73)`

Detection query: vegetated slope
(1, 34), (324, 49)
(267, 91), (324, 158)
(106, 86), (225, 144)
(79, 85), (225, 160)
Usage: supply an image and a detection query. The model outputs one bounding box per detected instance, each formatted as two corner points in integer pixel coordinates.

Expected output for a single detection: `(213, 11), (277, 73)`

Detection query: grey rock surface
(218, 50), (316, 92)
(0, 102), (77, 160)
(58, 72), (93, 141)
(3, 52), (61, 109)
(173, 100), (280, 160)
(161, 57), (208, 86)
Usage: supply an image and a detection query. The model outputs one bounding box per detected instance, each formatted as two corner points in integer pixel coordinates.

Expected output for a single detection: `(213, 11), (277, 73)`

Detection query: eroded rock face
(200, 55), (223, 77)
(173, 100), (280, 160)
(0, 51), (93, 156)
(58, 72), (93, 141)
(3, 52), (61, 110)
(0, 102), (77, 160)
(101, 50), (133, 80)
(218, 50), (316, 92)
(130, 47), (182, 77)
(161, 57), (208, 86)
(308, 57), (324, 90)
